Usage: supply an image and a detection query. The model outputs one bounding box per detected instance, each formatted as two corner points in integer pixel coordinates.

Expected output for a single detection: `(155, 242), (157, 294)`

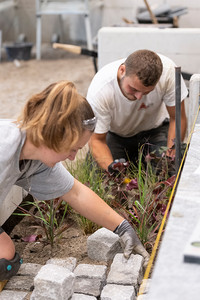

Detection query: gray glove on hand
(114, 219), (150, 268)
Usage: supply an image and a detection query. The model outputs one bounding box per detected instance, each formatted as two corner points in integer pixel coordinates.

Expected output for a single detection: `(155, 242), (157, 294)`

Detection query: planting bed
(7, 210), (106, 267)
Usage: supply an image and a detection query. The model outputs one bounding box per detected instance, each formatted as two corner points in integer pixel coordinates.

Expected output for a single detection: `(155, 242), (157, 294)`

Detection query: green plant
(65, 156), (113, 234)
(65, 146), (176, 250)
(73, 214), (100, 235)
(65, 156), (108, 199)
(104, 148), (176, 251)
(14, 197), (70, 249)
(15, 146), (175, 251)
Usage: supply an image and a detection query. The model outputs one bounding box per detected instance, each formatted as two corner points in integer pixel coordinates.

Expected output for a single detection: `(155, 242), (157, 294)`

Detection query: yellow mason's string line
(138, 104), (200, 297)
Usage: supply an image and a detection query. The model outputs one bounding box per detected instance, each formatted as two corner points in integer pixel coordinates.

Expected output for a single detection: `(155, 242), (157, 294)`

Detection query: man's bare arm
(88, 133), (113, 170)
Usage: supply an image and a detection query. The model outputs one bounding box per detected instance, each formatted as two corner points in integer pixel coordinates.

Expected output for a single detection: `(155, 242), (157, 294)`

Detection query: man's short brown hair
(124, 49), (163, 86)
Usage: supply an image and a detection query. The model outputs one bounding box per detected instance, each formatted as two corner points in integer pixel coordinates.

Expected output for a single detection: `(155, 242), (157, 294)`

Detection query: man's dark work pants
(106, 121), (169, 164)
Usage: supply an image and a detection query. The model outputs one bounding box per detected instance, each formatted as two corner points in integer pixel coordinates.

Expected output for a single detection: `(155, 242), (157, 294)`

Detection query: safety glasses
(82, 116), (97, 132)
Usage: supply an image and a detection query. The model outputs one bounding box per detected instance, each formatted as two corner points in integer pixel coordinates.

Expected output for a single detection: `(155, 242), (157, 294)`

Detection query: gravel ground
(0, 44), (96, 119)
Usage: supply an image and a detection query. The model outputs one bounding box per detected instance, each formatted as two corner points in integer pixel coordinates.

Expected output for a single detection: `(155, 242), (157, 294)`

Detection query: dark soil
(3, 195), (107, 267)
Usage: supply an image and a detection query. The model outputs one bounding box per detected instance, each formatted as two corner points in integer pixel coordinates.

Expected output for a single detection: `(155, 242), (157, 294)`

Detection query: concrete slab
(98, 27), (200, 74)
(146, 79), (200, 299)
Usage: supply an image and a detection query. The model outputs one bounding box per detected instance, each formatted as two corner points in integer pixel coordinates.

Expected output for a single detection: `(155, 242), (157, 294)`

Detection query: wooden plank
(0, 280), (8, 292)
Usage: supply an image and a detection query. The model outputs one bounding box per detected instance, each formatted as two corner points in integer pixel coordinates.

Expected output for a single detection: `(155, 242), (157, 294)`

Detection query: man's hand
(166, 144), (175, 158)
(114, 219), (150, 269)
(108, 158), (128, 176)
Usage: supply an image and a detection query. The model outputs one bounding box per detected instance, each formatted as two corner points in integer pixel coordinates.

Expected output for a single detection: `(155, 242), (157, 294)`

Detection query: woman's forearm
(62, 179), (124, 231)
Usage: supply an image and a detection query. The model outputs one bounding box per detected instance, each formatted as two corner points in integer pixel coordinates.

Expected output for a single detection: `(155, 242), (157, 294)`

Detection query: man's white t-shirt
(87, 54), (188, 137)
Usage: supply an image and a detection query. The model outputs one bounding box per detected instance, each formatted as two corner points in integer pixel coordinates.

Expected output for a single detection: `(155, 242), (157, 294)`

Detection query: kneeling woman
(0, 80), (149, 281)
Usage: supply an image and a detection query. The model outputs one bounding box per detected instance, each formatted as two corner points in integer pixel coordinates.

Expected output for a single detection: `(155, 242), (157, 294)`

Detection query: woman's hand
(114, 219), (150, 268)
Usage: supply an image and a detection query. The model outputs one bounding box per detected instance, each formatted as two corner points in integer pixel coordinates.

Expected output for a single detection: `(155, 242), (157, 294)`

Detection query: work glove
(114, 219), (150, 269)
(108, 158), (128, 176)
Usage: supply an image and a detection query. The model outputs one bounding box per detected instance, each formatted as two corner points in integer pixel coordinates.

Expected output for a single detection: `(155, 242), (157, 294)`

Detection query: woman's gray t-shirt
(0, 119), (74, 205)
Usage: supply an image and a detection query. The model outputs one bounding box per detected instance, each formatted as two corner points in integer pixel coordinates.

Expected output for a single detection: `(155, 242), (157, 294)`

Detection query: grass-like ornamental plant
(14, 198), (70, 249)
(13, 145), (177, 253)
(66, 147), (176, 253)
(123, 151), (175, 249)
(65, 156), (112, 235)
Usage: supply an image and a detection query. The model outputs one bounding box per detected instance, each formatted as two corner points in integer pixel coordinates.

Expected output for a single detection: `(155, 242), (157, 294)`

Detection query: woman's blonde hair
(17, 80), (95, 152)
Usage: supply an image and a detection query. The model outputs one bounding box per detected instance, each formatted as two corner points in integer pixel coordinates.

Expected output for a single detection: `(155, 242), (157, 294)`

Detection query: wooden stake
(143, 0), (158, 24)
(0, 280), (8, 292)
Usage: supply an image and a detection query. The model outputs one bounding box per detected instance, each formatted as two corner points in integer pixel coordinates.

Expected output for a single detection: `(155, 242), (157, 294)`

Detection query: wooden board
(0, 280), (8, 292)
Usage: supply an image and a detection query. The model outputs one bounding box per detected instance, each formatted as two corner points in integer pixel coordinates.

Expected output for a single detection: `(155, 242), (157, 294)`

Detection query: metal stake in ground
(175, 66), (181, 176)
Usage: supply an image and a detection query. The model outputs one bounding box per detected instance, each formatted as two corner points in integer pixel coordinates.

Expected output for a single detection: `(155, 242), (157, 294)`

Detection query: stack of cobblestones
(0, 228), (150, 300)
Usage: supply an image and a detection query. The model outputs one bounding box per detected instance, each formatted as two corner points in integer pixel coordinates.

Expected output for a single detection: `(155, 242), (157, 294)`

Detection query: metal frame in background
(0, 0), (18, 61)
(35, 0), (93, 60)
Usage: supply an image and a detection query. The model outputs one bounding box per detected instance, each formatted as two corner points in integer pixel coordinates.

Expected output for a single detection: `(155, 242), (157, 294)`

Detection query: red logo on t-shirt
(139, 103), (147, 110)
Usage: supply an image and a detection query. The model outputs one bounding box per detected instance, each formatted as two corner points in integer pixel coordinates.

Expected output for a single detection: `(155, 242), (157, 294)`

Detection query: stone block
(87, 228), (122, 261)
(31, 264), (75, 300)
(46, 257), (77, 272)
(74, 264), (107, 297)
(18, 263), (42, 276)
(101, 284), (136, 300)
(71, 294), (97, 299)
(5, 275), (34, 291)
(106, 253), (143, 289)
(0, 290), (28, 300)
(138, 279), (151, 294)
